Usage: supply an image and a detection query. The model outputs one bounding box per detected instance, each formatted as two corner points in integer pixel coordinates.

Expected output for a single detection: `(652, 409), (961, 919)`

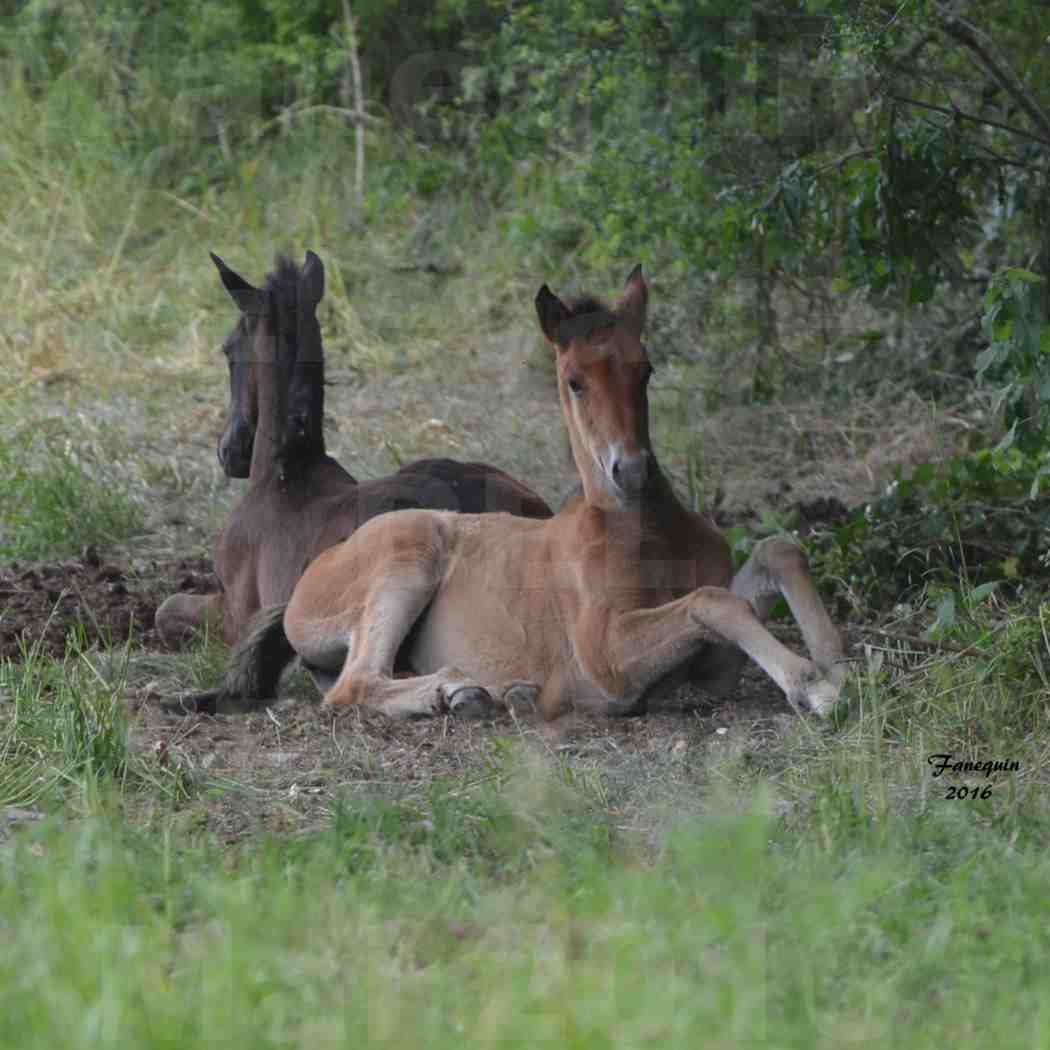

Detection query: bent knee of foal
(751, 536), (808, 576)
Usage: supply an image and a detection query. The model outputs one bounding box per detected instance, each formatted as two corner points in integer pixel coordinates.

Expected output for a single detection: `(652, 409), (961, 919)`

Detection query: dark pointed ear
(616, 264), (648, 333)
(301, 250), (325, 310)
(210, 251), (265, 314)
(535, 284), (570, 347)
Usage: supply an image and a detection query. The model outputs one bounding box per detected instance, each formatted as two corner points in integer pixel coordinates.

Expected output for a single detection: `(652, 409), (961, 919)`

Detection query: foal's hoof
(447, 686), (495, 720)
(787, 672), (841, 717)
(501, 681), (541, 713)
(160, 690), (218, 716)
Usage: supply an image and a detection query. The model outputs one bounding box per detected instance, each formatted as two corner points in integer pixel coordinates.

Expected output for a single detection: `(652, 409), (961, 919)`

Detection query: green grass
(2, 609), (1050, 1046)
(0, 431), (144, 562)
(0, 641), (195, 809)
(1, 755), (1050, 1048)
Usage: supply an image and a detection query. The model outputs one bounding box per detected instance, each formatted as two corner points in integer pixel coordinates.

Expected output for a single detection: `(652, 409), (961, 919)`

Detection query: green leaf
(975, 345), (1000, 376)
(1001, 267), (1043, 285)
(994, 422), (1017, 454)
(970, 581), (1000, 602)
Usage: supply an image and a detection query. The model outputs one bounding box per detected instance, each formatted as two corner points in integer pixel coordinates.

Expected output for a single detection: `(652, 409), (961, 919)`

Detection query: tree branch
(886, 93), (1050, 147)
(342, 0), (367, 205)
(933, 3), (1050, 142)
(252, 104), (382, 146)
(288, 104), (382, 129)
(813, 147), (876, 173)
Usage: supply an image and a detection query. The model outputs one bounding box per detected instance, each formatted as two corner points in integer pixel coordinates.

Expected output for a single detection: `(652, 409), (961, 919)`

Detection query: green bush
(803, 448), (1049, 615)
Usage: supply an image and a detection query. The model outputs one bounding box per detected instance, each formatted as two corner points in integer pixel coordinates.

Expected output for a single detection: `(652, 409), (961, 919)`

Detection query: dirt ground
(0, 547), (217, 663)
(127, 661), (795, 843)
(2, 493), (853, 843)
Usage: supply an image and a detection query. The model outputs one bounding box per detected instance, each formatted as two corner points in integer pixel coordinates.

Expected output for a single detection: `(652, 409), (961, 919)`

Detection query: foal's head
(212, 254), (258, 478)
(535, 266), (653, 508)
(210, 251), (327, 480)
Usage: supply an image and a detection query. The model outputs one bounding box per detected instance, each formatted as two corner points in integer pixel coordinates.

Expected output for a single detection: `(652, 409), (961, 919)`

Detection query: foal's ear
(616, 264), (648, 333)
(210, 252), (265, 315)
(301, 250), (325, 310)
(535, 284), (570, 347)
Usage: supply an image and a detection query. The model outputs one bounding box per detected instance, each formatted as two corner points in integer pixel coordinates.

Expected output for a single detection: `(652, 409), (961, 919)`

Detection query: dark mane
(263, 255), (303, 342)
(264, 254), (303, 295)
(558, 294), (619, 343)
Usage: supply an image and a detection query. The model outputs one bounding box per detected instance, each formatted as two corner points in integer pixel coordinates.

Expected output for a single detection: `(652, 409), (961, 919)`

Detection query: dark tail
(222, 603), (294, 701)
(162, 604), (294, 716)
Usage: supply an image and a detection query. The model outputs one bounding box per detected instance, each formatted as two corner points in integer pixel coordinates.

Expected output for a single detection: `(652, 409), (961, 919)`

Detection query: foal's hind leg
(700, 537), (846, 697)
(284, 515), (494, 721)
(316, 578), (495, 719)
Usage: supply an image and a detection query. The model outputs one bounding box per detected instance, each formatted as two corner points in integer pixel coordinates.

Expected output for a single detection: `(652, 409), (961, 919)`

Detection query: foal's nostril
(219, 423), (254, 478)
(218, 433), (234, 468)
(611, 452), (649, 493)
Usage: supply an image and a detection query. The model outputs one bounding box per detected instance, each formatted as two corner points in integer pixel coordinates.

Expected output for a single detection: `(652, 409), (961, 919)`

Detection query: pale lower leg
(578, 587), (838, 716)
(325, 665), (493, 719)
(689, 588), (839, 714)
(733, 537), (845, 677)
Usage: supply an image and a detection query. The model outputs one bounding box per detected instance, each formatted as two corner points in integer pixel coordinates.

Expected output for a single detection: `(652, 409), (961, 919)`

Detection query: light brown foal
(270, 266), (846, 722)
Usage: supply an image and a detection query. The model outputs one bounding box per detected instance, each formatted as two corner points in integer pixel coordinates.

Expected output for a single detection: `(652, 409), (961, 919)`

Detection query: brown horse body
(248, 267), (845, 722)
(156, 253), (551, 702)
(209, 454), (548, 649)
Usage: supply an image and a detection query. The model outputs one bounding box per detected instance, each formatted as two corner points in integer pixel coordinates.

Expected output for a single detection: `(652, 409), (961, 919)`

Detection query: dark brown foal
(161, 251), (551, 713)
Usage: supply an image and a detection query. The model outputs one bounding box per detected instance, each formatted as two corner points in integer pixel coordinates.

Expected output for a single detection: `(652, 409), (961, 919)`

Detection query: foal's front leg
(566, 587), (841, 721)
(701, 536), (847, 698)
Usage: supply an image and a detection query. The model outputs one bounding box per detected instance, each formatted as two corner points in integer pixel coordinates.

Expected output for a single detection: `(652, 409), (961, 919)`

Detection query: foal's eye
(568, 377), (584, 397)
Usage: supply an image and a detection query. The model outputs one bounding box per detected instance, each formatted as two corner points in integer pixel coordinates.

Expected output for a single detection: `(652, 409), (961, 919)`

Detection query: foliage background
(4, 4), (1050, 1045)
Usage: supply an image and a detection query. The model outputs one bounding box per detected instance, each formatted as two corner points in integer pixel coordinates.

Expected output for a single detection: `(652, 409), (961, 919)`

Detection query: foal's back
(217, 450), (552, 642)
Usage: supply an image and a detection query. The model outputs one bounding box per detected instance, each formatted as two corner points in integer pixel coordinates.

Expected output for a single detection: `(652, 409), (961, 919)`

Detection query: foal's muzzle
(218, 420), (254, 479)
(610, 451), (649, 497)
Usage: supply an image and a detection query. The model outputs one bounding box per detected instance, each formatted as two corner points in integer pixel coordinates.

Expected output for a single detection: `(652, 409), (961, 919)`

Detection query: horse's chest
(217, 494), (321, 592)
(594, 539), (702, 600)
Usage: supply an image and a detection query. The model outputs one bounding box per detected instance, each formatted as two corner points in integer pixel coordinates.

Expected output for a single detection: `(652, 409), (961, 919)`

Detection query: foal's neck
(623, 461), (690, 524)
(249, 359), (284, 483)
